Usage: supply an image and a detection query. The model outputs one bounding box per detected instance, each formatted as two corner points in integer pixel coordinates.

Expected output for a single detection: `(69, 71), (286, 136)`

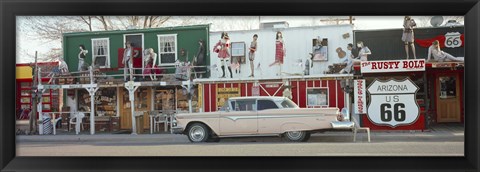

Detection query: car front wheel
(187, 123), (209, 143)
(284, 131), (310, 142)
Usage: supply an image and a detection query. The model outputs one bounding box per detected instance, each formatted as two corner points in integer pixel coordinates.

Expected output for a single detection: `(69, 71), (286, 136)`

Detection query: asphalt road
(16, 131), (464, 156)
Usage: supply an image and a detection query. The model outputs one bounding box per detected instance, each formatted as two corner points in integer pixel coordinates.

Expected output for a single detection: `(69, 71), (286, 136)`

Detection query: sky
(16, 16), (463, 64)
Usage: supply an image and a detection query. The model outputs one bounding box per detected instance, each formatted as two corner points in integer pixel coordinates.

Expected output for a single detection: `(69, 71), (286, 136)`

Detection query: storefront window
(135, 88), (149, 109)
(95, 88), (117, 116)
(154, 88), (175, 111)
(439, 76), (456, 99)
(307, 88), (328, 107)
(78, 89), (91, 112)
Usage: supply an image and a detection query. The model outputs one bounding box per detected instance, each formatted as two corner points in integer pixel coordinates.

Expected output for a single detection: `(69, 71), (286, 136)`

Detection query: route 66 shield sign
(367, 78), (420, 127)
(444, 32), (462, 48)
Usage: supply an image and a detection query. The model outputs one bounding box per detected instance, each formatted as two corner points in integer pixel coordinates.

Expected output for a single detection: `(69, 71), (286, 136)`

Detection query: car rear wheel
(187, 123), (209, 143)
(284, 131), (310, 142)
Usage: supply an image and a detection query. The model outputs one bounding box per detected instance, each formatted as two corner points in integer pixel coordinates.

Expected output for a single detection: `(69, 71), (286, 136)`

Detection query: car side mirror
(226, 107), (231, 112)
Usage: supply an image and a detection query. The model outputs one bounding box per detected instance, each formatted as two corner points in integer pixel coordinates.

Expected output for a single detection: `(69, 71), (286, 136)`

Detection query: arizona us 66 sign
(367, 78), (420, 127)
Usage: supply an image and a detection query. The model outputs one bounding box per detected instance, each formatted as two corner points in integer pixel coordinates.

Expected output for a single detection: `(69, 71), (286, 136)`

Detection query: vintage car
(171, 96), (340, 142)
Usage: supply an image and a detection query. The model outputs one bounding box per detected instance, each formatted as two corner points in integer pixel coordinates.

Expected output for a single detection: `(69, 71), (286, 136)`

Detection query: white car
(172, 96), (340, 142)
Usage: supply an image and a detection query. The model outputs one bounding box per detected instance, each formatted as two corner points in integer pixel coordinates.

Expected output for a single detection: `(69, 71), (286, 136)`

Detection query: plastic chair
(69, 112), (85, 135)
(154, 113), (169, 132)
(352, 113), (371, 142)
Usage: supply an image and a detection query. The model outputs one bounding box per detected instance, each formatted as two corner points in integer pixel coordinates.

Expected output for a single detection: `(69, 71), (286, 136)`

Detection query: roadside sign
(354, 79), (366, 114)
(367, 78), (420, 127)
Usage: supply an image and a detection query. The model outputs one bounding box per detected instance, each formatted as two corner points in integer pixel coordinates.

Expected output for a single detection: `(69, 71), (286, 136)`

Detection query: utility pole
(30, 51), (38, 134)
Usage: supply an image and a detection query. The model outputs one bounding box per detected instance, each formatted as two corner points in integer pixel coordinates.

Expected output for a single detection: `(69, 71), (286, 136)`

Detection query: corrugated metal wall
(354, 26), (464, 61)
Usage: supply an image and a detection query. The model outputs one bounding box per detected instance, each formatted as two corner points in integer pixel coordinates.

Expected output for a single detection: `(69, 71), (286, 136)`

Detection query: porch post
(125, 81), (140, 135)
(86, 67), (99, 135)
(86, 87), (98, 135)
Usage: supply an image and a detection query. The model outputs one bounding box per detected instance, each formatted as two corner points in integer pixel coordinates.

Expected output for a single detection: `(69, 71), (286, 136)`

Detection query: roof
(63, 24), (210, 37)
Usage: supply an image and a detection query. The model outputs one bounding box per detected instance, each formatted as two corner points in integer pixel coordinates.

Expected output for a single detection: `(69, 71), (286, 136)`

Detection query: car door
(219, 99), (258, 135)
(257, 99), (282, 134)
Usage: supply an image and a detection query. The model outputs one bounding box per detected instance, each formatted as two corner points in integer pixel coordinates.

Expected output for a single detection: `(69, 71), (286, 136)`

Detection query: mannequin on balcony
(78, 45), (88, 71)
(213, 32), (233, 78)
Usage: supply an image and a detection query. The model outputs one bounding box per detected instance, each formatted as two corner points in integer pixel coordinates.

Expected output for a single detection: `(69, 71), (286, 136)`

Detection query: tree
(23, 16), (88, 43)
(414, 16), (464, 28)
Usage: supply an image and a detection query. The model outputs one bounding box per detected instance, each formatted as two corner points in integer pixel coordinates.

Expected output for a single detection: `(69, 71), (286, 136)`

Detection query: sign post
(366, 78), (420, 127)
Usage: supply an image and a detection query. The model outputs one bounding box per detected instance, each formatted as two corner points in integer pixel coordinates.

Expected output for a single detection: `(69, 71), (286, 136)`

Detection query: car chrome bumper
(171, 126), (184, 134)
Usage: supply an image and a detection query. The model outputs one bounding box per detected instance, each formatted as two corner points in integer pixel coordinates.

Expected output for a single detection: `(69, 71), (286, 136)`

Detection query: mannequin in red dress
(213, 32), (233, 78)
(270, 31), (285, 76)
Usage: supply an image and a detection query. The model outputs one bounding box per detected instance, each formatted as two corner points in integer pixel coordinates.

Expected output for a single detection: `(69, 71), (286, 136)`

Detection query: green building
(63, 24), (210, 77)
(60, 25), (210, 133)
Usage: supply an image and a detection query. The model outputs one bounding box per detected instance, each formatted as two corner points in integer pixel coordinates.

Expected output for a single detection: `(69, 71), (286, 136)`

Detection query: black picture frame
(2, 0), (479, 172)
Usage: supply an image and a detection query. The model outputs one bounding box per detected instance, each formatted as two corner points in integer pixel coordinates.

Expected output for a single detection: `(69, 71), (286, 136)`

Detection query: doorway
(436, 74), (461, 122)
(120, 87), (151, 130)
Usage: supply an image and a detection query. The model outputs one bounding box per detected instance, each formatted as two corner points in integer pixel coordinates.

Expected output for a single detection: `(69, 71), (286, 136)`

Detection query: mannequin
(143, 48), (159, 81)
(340, 41), (371, 74)
(427, 40), (464, 62)
(269, 31), (285, 76)
(78, 45), (88, 71)
(213, 32), (233, 78)
(402, 16), (417, 59)
(248, 34), (258, 77)
(122, 41), (133, 81)
(283, 87), (293, 100)
(194, 39), (205, 78)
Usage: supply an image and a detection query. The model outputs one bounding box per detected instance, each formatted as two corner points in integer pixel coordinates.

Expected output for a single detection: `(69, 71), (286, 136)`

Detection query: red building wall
(201, 79), (345, 112)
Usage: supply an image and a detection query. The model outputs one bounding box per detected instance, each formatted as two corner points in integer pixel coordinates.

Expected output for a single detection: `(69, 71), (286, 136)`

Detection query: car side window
(230, 101), (235, 111)
(233, 100), (256, 111)
(258, 100), (279, 111)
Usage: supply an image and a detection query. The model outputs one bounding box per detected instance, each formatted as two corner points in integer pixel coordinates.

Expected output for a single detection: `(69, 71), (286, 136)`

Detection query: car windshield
(280, 99), (299, 108)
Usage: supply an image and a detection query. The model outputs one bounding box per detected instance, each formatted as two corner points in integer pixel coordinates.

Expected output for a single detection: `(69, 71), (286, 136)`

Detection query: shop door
(436, 74), (461, 122)
(120, 88), (151, 130)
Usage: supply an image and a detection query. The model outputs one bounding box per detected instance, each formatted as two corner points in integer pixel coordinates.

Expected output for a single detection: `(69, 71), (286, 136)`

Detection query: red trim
(204, 84), (210, 112)
(298, 81), (307, 108)
(307, 80), (313, 87)
(211, 84), (216, 111)
(336, 80), (345, 109)
(328, 81), (336, 107)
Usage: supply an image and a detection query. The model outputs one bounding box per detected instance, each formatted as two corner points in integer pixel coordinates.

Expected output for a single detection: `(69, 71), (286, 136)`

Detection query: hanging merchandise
(175, 61), (190, 81)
